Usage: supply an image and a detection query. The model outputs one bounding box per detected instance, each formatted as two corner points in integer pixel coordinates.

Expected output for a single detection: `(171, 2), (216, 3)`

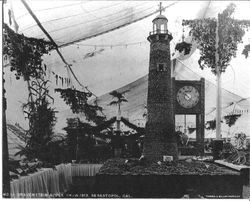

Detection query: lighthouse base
(143, 139), (178, 161)
(143, 123), (178, 161)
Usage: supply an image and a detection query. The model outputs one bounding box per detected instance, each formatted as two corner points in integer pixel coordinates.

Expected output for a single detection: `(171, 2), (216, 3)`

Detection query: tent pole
(216, 70), (222, 139)
(215, 18), (221, 140)
(2, 74), (10, 197)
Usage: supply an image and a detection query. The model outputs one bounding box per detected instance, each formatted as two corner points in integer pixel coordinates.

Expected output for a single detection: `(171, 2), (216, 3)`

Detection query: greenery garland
(183, 3), (250, 75)
(242, 44), (250, 58)
(205, 119), (216, 130)
(55, 88), (92, 113)
(224, 114), (241, 127)
(3, 23), (55, 80)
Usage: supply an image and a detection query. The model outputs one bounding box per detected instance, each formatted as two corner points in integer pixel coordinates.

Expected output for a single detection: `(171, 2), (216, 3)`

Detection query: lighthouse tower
(143, 4), (178, 161)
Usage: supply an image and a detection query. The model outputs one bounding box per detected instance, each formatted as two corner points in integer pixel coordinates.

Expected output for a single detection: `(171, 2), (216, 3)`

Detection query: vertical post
(184, 115), (187, 134)
(117, 104), (121, 131)
(76, 119), (80, 161)
(196, 78), (205, 155)
(2, 74), (10, 197)
(76, 134), (79, 161)
(215, 18), (221, 139)
(216, 71), (222, 139)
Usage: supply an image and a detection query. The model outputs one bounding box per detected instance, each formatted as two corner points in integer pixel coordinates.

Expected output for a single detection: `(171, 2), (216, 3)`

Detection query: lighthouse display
(143, 7), (178, 161)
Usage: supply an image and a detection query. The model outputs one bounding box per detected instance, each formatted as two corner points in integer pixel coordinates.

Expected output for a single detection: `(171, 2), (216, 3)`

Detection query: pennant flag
(55, 75), (58, 85)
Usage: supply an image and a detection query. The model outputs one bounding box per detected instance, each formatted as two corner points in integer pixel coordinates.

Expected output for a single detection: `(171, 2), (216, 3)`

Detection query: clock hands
(177, 86), (200, 109)
(184, 93), (192, 100)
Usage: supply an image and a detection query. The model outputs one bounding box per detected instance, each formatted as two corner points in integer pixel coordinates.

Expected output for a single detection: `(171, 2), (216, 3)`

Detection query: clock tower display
(143, 12), (178, 161)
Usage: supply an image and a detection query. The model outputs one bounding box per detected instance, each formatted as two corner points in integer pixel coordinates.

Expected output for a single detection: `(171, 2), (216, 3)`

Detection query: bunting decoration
(73, 41), (148, 54)
(224, 114), (241, 127)
(242, 44), (250, 58)
(205, 119), (216, 130)
(42, 67), (72, 87)
(55, 75), (58, 85)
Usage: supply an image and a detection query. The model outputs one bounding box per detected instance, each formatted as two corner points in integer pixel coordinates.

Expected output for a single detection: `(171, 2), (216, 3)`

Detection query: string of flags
(71, 41), (148, 62)
(42, 64), (72, 87)
(227, 109), (249, 115)
(75, 41), (147, 49)
(51, 71), (71, 87)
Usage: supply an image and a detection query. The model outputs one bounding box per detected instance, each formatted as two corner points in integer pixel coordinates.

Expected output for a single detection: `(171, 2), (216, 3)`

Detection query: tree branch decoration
(224, 114), (241, 127)
(18, 76), (57, 161)
(3, 23), (55, 80)
(183, 3), (250, 75)
(55, 88), (91, 113)
(242, 44), (250, 58)
(3, 24), (58, 163)
(205, 119), (216, 130)
(55, 88), (105, 124)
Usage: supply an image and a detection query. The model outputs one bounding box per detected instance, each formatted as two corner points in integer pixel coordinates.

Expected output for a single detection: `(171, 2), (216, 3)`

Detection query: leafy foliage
(242, 44), (250, 58)
(55, 88), (105, 124)
(224, 114), (241, 127)
(19, 77), (57, 162)
(205, 119), (216, 130)
(3, 24), (58, 163)
(108, 90), (129, 106)
(183, 18), (217, 73)
(55, 88), (91, 113)
(234, 132), (246, 150)
(3, 24), (55, 80)
(183, 3), (250, 74)
(217, 4), (245, 71)
(64, 118), (106, 162)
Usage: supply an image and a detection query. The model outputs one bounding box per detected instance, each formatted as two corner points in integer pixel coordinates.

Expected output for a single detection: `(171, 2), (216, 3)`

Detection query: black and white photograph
(2, 0), (250, 198)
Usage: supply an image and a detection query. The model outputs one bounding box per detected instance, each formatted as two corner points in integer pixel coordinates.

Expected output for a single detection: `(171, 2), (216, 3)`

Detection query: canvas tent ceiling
(4, 1), (218, 47)
(3, 1), (250, 138)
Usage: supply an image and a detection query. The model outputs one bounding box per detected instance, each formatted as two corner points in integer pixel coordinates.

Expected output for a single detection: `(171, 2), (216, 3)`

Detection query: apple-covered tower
(143, 9), (178, 161)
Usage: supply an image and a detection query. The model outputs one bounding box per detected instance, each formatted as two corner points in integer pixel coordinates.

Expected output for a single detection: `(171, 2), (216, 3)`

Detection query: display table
(71, 164), (103, 177)
(10, 163), (72, 198)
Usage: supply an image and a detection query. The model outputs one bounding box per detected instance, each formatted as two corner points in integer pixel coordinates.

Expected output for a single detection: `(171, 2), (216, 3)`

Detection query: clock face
(177, 86), (200, 108)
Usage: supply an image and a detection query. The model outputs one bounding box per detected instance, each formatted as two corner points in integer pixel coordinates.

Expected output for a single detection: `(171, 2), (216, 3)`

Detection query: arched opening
(160, 24), (165, 33)
(153, 24), (157, 32)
